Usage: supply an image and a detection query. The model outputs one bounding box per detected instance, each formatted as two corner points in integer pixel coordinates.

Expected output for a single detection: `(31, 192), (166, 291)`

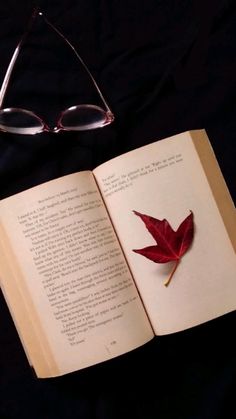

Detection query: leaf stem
(164, 259), (180, 287)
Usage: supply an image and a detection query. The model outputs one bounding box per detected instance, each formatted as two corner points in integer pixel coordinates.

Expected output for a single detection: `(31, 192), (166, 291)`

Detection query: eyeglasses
(0, 8), (114, 135)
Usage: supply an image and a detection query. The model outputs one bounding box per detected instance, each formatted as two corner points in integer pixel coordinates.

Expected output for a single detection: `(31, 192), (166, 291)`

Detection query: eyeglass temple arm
(0, 9), (113, 114)
(0, 44), (21, 108)
(41, 13), (112, 114)
(0, 8), (39, 109)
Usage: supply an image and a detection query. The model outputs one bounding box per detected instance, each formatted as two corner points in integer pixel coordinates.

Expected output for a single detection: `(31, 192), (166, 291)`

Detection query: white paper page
(94, 132), (236, 334)
(0, 171), (153, 375)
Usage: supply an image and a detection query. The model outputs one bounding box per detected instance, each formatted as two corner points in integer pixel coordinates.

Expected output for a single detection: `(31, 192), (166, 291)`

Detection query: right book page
(94, 130), (236, 335)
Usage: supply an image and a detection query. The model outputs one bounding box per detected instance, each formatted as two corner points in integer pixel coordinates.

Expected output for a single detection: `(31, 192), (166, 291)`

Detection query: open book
(0, 130), (235, 378)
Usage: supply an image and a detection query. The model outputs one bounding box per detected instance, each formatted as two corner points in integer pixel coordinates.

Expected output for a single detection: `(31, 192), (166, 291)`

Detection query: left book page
(0, 171), (153, 378)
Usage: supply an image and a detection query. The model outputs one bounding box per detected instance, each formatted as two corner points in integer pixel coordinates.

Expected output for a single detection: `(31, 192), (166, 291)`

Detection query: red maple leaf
(133, 210), (194, 286)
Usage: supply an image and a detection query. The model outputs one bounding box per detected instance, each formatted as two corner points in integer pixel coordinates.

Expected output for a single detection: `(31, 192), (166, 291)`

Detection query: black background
(0, 1), (236, 418)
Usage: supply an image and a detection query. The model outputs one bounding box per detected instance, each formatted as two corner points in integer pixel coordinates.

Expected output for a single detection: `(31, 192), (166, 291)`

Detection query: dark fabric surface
(0, 1), (236, 418)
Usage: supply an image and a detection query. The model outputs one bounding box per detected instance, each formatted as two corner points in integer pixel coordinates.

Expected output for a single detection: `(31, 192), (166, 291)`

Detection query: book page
(94, 131), (236, 335)
(0, 172), (153, 377)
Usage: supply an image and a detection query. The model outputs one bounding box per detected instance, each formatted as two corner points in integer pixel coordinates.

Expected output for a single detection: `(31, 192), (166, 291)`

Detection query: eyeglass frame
(0, 7), (114, 134)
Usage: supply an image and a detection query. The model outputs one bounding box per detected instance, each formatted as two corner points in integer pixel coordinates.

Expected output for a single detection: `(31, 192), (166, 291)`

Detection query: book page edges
(0, 222), (60, 378)
(190, 129), (236, 252)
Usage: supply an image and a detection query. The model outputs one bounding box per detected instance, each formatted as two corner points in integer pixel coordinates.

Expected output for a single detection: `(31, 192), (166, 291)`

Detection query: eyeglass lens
(0, 109), (44, 134)
(59, 105), (112, 131)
